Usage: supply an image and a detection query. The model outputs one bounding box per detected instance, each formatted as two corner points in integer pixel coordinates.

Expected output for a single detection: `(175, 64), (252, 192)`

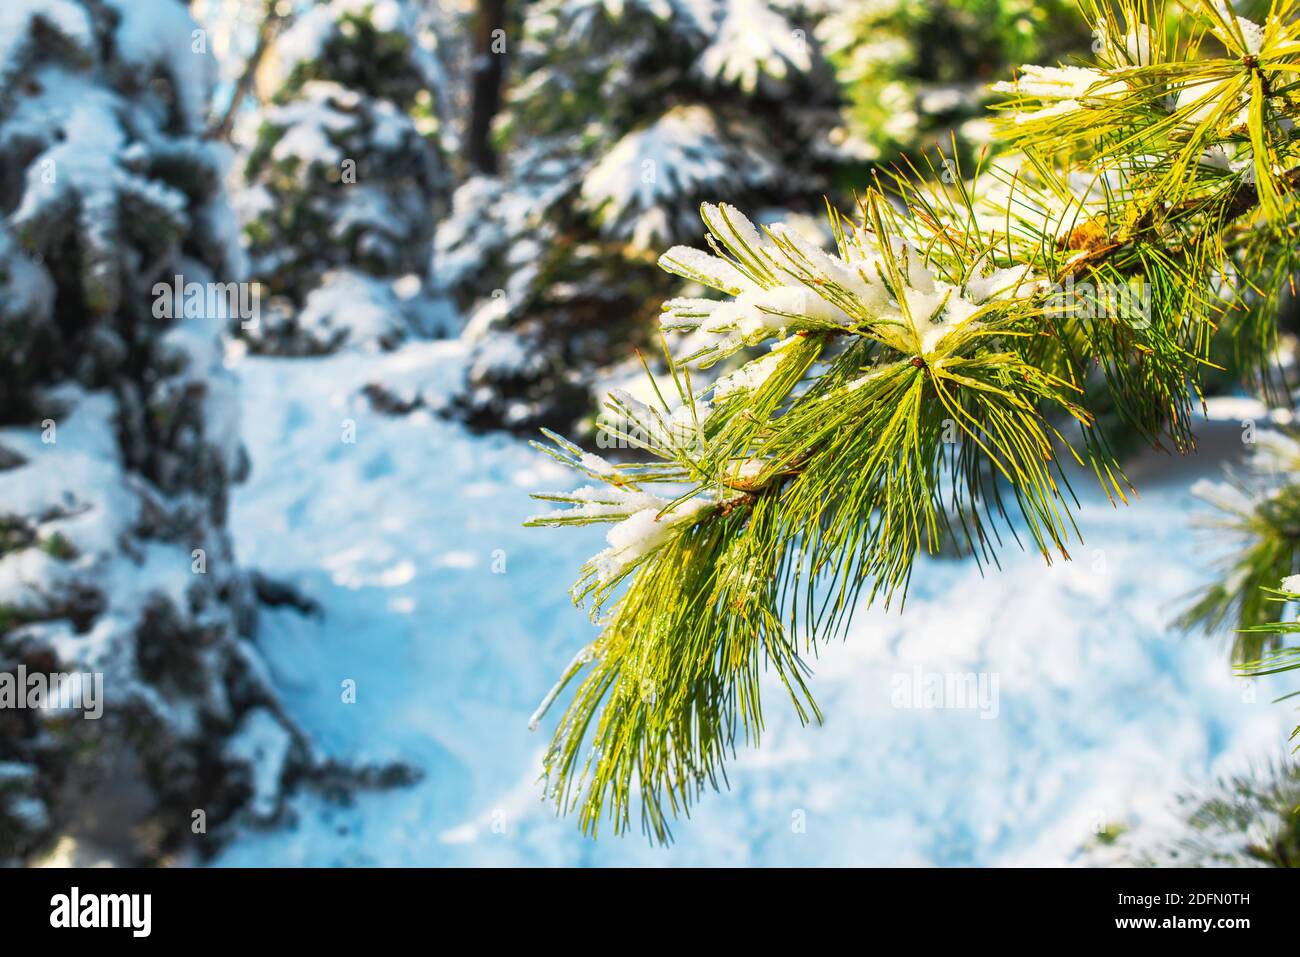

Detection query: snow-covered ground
(212, 342), (1294, 866)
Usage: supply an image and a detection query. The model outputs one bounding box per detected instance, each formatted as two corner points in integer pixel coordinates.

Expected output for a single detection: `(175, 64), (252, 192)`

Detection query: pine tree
(1097, 759), (1300, 866)
(525, 0), (1300, 841)
(0, 0), (304, 863)
(1181, 431), (1300, 644)
(821, 0), (1088, 163)
(1183, 501), (1300, 742)
(239, 0), (451, 354)
(439, 0), (866, 432)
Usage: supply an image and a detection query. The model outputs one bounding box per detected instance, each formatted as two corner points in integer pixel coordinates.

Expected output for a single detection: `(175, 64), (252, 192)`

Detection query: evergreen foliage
(0, 0), (303, 863)
(1181, 431), (1300, 655)
(240, 0), (451, 353)
(822, 0), (1088, 162)
(440, 0), (869, 431)
(1119, 758), (1300, 866)
(441, 0), (1100, 434)
(526, 0), (1300, 841)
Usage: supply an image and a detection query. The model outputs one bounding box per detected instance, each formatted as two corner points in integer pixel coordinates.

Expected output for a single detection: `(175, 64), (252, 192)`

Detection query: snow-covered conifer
(820, 0), (1088, 160)
(239, 0), (452, 354)
(0, 0), (303, 864)
(439, 0), (860, 431)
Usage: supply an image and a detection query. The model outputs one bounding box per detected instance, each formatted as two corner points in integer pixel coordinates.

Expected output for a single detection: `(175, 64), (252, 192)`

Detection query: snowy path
(213, 344), (1293, 866)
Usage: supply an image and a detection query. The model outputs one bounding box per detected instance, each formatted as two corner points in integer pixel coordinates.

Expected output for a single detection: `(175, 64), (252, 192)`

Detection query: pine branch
(1057, 162), (1300, 281)
(1179, 431), (1300, 660)
(526, 0), (1300, 840)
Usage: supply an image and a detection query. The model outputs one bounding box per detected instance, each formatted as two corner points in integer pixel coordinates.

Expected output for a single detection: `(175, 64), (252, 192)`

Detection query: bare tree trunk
(465, 0), (508, 174)
(211, 1), (292, 141)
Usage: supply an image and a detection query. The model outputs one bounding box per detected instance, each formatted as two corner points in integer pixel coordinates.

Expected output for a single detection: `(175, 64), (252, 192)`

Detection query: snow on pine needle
(658, 202), (1034, 368)
(996, 1), (1300, 217)
(526, 373), (728, 602)
(523, 0), (1300, 844)
(522, 194), (1102, 842)
(1181, 424), (1300, 662)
